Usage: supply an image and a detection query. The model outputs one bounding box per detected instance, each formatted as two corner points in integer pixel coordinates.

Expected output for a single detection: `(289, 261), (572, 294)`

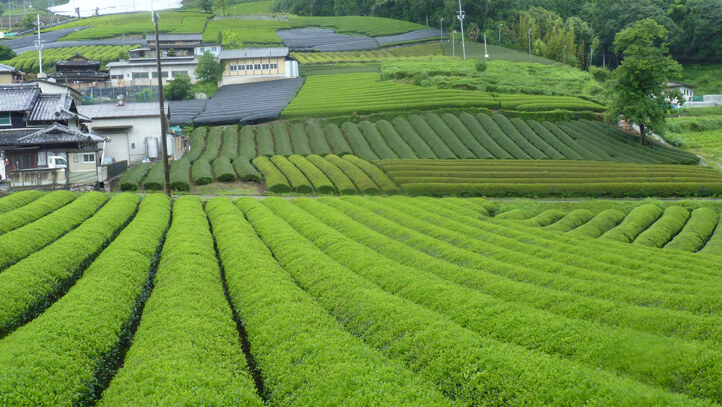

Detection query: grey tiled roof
(219, 48), (290, 60)
(0, 63), (20, 73)
(79, 102), (168, 119)
(0, 84), (40, 112)
(26, 94), (79, 122)
(0, 123), (102, 146)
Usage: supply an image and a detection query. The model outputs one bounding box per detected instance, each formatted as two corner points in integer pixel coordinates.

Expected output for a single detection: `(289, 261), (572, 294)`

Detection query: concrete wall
(0, 73), (14, 84)
(109, 62), (199, 87)
(9, 168), (67, 187)
(220, 58), (298, 86)
(88, 117), (178, 164)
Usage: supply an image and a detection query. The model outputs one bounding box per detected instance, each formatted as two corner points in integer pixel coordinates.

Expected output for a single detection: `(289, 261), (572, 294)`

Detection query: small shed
(219, 48), (299, 86)
(667, 81), (695, 103)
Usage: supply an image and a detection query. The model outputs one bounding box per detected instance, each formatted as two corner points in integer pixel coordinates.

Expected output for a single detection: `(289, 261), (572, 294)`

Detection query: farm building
(129, 34), (203, 58)
(107, 56), (199, 87)
(219, 48), (299, 86)
(48, 54), (110, 89)
(667, 81), (695, 103)
(79, 102), (181, 165)
(0, 63), (25, 84)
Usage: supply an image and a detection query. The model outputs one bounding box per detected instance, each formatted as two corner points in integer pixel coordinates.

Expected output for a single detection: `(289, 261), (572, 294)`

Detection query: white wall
(109, 63), (199, 87)
(88, 116), (167, 164)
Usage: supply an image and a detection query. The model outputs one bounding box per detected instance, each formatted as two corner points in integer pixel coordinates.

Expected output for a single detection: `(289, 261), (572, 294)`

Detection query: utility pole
(440, 18), (443, 45)
(563, 45), (566, 65)
(452, 29), (456, 57)
(528, 28), (532, 55)
(153, 11), (171, 197)
(483, 32), (488, 62)
(35, 14), (43, 76)
(456, 0), (465, 59)
(499, 23), (502, 45)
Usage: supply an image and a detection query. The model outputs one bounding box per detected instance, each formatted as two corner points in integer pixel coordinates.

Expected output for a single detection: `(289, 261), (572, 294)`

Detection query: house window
(132, 72), (150, 79)
(270, 63), (278, 69)
(83, 153), (96, 163)
(110, 74), (123, 79)
(254, 64), (261, 70)
(262, 63), (269, 70)
(37, 151), (47, 166)
(239, 64), (246, 71)
(151, 71), (169, 78)
(172, 71), (188, 77)
(0, 112), (10, 126)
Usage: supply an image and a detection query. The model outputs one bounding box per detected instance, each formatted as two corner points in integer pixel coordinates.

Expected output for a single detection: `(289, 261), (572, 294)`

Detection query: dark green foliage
(252, 156), (290, 193)
(440, 113), (494, 159)
(239, 126), (257, 158)
(476, 113), (530, 159)
(492, 114), (546, 159)
(527, 121), (584, 160)
(99, 196), (263, 406)
(324, 123), (353, 156)
(272, 123), (293, 156)
(203, 127), (223, 160)
(256, 125), (275, 157)
(340, 122), (378, 161)
(0, 191), (76, 234)
(306, 123), (332, 156)
(390, 117), (436, 159)
(213, 156), (236, 182)
(270, 155), (314, 193)
(232, 157), (262, 183)
(195, 51), (224, 82)
(290, 123), (312, 156)
(186, 127), (207, 162)
(510, 118), (565, 159)
(142, 163), (164, 191)
(307, 154), (358, 195)
(342, 155), (399, 194)
(634, 206), (691, 248)
(456, 113), (512, 159)
(221, 125), (239, 159)
(422, 113), (475, 159)
(192, 158), (213, 185)
(407, 114), (456, 159)
(375, 120), (417, 159)
(289, 155), (336, 194)
(0, 194), (139, 337)
(358, 121), (398, 159)
(0, 195), (169, 406)
(119, 163), (152, 191)
(164, 74), (194, 101)
(169, 158), (191, 191)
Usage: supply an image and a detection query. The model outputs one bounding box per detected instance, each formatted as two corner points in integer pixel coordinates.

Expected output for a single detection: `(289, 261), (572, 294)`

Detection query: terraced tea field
(0, 192), (721, 406)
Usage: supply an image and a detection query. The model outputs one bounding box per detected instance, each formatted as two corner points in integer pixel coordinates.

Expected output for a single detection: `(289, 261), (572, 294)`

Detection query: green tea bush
(602, 205), (665, 243)
(256, 125), (275, 157)
(0, 191), (44, 215)
(119, 163), (152, 191)
(232, 157), (262, 183)
(306, 123), (332, 156)
(568, 209), (627, 237)
(289, 124), (312, 156)
(213, 156), (237, 182)
(665, 208), (720, 252)
(341, 122), (379, 161)
(220, 125), (239, 159)
(169, 157), (191, 191)
(633, 206), (691, 248)
(272, 123), (293, 156)
(342, 155), (399, 194)
(203, 127), (223, 160)
(252, 156), (290, 193)
(192, 158), (213, 185)
(307, 154), (357, 195)
(0, 191), (76, 234)
(239, 126), (257, 157)
(142, 163), (164, 191)
(324, 123), (353, 156)
(389, 117), (436, 159)
(545, 209), (595, 232)
(270, 155), (314, 193)
(288, 155), (336, 194)
(326, 154), (380, 194)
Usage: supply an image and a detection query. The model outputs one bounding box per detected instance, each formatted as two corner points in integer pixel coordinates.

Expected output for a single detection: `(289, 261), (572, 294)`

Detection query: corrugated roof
(79, 102), (169, 119)
(219, 48), (289, 60)
(147, 33), (203, 42)
(0, 84), (40, 112)
(0, 123), (103, 146)
(0, 63), (20, 73)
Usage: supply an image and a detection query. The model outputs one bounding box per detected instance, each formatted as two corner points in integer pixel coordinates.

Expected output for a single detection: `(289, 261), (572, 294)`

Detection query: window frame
(82, 153), (96, 163)
(0, 112), (11, 126)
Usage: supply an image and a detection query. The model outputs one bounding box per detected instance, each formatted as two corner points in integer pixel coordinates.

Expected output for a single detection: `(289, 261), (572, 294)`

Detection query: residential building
(130, 33), (203, 58)
(219, 47), (299, 86)
(48, 54), (110, 89)
(0, 63), (25, 84)
(668, 81), (695, 103)
(107, 56), (199, 87)
(79, 102), (181, 165)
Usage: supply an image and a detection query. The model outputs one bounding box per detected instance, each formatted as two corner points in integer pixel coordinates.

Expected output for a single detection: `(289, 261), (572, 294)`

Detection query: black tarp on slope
(277, 28), (379, 52)
(375, 29), (444, 45)
(1, 27), (91, 50)
(168, 99), (209, 126)
(190, 78), (305, 126)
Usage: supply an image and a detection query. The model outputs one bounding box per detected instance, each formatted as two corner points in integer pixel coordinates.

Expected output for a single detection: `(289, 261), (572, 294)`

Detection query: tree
(166, 48), (176, 57)
(467, 23), (480, 42)
(215, 0), (227, 16)
(198, 0), (214, 14)
(221, 31), (243, 49)
(23, 13), (38, 31)
(164, 74), (194, 101)
(608, 18), (683, 145)
(195, 51), (223, 83)
(0, 45), (16, 61)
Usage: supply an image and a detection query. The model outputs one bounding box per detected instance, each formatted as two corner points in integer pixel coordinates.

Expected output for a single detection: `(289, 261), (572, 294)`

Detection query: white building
(667, 81), (695, 103)
(219, 48), (299, 86)
(107, 56), (199, 87)
(79, 103), (180, 165)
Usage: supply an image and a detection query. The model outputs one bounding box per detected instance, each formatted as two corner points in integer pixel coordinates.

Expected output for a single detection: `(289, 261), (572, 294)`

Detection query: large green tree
(164, 74), (194, 101)
(0, 45), (16, 61)
(608, 18), (682, 145)
(195, 51), (224, 83)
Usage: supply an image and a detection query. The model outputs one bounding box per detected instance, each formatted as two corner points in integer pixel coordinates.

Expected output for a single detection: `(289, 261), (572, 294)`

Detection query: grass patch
(293, 43), (442, 65)
(290, 15), (426, 37)
(203, 18), (287, 45)
(681, 64), (722, 95)
(443, 41), (558, 65)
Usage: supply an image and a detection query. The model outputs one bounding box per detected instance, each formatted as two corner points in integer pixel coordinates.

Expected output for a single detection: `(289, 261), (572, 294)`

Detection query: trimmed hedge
(213, 156), (237, 182)
(142, 162), (164, 191)
(256, 125), (275, 157)
(0, 195), (169, 406)
(233, 157), (262, 183)
(0, 191), (45, 215)
(476, 113), (530, 159)
(252, 156), (291, 193)
(343, 155), (399, 194)
(191, 158), (213, 185)
(440, 113), (493, 159)
(270, 155), (314, 193)
(119, 163), (152, 191)
(602, 205), (664, 243)
(324, 123), (353, 156)
(407, 114), (456, 159)
(633, 206), (690, 248)
(665, 208), (719, 252)
(491, 114), (546, 159)
(240, 126), (257, 158)
(307, 154), (358, 195)
(220, 125), (239, 159)
(700, 215), (722, 256)
(288, 155), (336, 194)
(325, 154), (380, 194)
(290, 123), (312, 156)
(203, 126), (223, 160)
(568, 209), (626, 238)
(375, 120), (417, 159)
(0, 191), (76, 234)
(390, 117), (436, 159)
(341, 122), (379, 161)
(210, 198), (451, 406)
(185, 127), (207, 162)
(306, 123), (332, 156)
(359, 120), (398, 159)
(422, 113), (475, 159)
(545, 209), (595, 232)
(169, 157), (191, 191)
(99, 196), (263, 406)
(518, 209), (566, 227)
(527, 120), (585, 160)
(510, 118), (565, 159)
(0, 192), (107, 271)
(456, 112), (511, 159)
(0, 193), (139, 337)
(272, 123), (293, 156)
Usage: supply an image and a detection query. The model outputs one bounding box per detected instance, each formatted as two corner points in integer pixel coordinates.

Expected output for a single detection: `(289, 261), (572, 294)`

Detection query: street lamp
(499, 23), (503, 45)
(457, 0), (466, 59)
(440, 18), (444, 45)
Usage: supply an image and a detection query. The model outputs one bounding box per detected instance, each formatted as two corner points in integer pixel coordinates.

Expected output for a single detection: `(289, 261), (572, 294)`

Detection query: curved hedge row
(307, 123), (332, 156)
(99, 196), (263, 405)
(272, 123), (293, 156)
(240, 126), (257, 158)
(0, 193), (139, 337)
(0, 191), (76, 234)
(289, 155), (336, 194)
(257, 125), (275, 157)
(192, 158), (213, 185)
(290, 123), (312, 156)
(233, 157), (262, 183)
(665, 208), (719, 252)
(341, 122), (378, 161)
(602, 205), (665, 243)
(252, 156), (291, 193)
(0, 191), (44, 215)
(307, 154), (358, 195)
(202, 127), (223, 160)
(169, 158), (191, 191)
(359, 121), (399, 159)
(141, 163), (165, 191)
(221, 125), (239, 159)
(324, 123), (353, 156)
(270, 155), (314, 193)
(0, 194), (169, 406)
(213, 156), (237, 182)
(119, 163), (152, 191)
(326, 154), (380, 194)
(545, 209), (594, 232)
(186, 127), (207, 162)
(633, 206), (690, 248)
(375, 120), (417, 159)
(390, 117), (436, 159)
(342, 155), (399, 194)
(700, 215), (722, 256)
